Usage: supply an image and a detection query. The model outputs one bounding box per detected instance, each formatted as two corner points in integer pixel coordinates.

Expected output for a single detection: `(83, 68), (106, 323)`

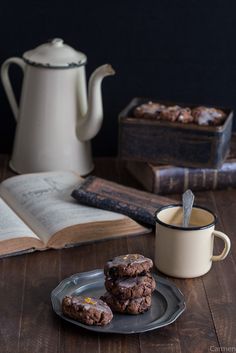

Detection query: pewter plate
(51, 269), (186, 334)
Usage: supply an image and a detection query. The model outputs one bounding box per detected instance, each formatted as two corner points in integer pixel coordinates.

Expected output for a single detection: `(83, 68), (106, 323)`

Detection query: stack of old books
(119, 99), (236, 195)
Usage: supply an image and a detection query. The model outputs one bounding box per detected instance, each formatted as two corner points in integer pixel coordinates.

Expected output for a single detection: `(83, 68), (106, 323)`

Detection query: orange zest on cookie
(84, 297), (96, 305)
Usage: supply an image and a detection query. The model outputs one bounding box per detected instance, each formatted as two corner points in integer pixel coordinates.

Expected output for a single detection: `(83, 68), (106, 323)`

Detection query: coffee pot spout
(76, 64), (115, 142)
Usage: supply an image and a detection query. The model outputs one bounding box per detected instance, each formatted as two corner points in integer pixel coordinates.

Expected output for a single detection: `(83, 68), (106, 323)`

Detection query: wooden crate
(118, 98), (233, 169)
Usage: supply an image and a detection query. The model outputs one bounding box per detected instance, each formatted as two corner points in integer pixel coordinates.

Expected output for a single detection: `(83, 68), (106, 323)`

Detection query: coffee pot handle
(1, 57), (26, 121)
(212, 230), (231, 261)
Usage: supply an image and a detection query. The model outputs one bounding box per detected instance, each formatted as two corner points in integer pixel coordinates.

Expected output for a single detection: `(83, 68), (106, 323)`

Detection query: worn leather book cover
(125, 133), (236, 195)
(71, 177), (177, 226)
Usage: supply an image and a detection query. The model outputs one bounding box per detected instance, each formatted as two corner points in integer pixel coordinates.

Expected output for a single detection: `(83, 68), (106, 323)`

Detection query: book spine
(71, 176), (177, 226)
(72, 187), (157, 226)
(156, 161), (236, 194)
(126, 160), (236, 194)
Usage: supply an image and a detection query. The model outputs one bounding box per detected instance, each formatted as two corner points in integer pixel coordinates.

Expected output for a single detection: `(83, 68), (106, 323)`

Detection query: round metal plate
(51, 269), (186, 334)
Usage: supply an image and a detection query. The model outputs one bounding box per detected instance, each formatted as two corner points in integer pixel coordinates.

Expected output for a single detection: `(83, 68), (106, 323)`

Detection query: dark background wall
(0, 0), (236, 157)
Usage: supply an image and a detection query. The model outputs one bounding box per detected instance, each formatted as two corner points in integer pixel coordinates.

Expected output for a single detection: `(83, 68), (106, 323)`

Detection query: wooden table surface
(0, 154), (235, 353)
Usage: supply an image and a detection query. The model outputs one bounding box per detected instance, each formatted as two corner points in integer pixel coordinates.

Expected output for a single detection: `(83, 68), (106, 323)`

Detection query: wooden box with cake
(118, 98), (233, 169)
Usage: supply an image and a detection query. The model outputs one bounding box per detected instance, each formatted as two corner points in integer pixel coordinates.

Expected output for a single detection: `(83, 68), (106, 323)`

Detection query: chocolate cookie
(104, 254), (153, 278)
(62, 295), (113, 326)
(192, 106), (226, 126)
(133, 101), (166, 119)
(105, 273), (156, 299)
(101, 292), (152, 314)
(176, 108), (194, 123)
(159, 105), (181, 122)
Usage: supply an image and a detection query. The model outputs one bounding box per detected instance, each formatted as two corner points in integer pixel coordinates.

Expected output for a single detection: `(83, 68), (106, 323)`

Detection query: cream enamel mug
(155, 205), (231, 278)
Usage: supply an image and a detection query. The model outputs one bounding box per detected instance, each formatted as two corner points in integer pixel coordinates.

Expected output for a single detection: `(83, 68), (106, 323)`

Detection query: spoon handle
(182, 189), (195, 227)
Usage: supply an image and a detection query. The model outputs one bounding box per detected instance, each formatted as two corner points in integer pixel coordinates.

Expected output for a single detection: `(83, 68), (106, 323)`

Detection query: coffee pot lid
(23, 38), (87, 68)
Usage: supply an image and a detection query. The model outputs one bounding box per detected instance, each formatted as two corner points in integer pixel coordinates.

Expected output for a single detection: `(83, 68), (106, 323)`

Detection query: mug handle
(212, 230), (231, 262)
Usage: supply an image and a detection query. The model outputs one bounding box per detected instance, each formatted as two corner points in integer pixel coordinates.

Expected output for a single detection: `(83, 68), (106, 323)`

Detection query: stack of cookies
(101, 254), (156, 315)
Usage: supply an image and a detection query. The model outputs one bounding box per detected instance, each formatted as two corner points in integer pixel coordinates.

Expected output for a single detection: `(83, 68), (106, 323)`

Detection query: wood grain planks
(0, 156), (235, 353)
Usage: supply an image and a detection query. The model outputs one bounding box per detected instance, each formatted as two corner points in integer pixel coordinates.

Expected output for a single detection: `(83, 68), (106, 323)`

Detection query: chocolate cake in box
(118, 98), (233, 169)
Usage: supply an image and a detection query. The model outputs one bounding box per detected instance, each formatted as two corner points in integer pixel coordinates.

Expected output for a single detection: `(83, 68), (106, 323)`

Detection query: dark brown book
(71, 177), (177, 226)
(126, 133), (236, 195)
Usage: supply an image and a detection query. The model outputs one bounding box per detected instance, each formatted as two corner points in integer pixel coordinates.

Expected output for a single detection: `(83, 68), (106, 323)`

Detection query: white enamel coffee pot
(1, 38), (115, 175)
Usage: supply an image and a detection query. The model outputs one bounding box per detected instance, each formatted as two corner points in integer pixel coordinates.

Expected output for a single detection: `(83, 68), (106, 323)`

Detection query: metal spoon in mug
(182, 189), (195, 227)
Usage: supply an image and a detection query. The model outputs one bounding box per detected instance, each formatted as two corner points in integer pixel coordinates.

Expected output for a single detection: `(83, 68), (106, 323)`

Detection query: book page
(0, 171), (126, 245)
(0, 198), (38, 241)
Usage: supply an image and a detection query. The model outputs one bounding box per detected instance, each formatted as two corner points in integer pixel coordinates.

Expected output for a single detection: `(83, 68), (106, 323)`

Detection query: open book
(0, 171), (149, 258)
